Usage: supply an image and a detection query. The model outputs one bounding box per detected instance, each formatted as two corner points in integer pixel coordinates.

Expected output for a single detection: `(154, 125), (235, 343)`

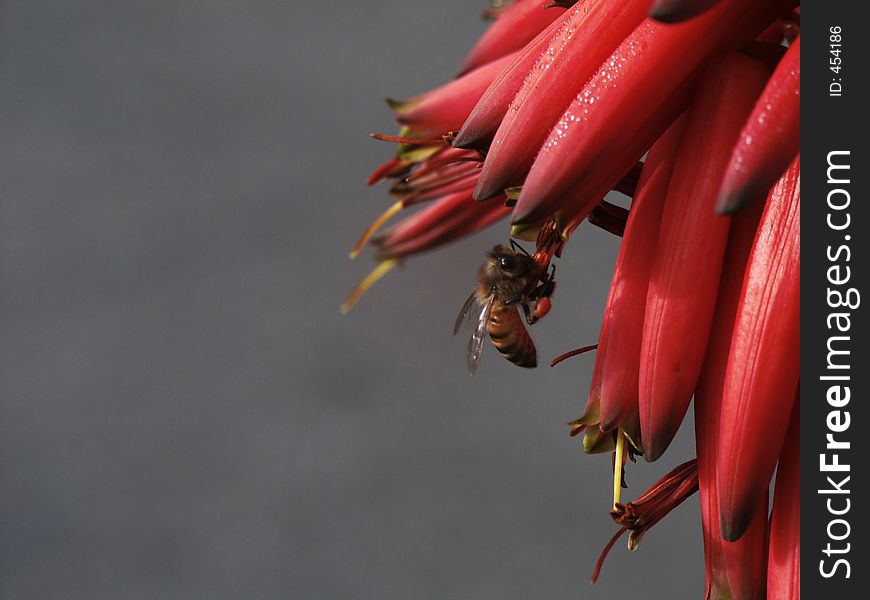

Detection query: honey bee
(454, 242), (556, 374)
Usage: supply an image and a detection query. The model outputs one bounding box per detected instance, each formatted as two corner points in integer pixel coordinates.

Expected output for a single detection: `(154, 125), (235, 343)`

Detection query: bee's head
(488, 244), (530, 276)
(477, 244), (535, 303)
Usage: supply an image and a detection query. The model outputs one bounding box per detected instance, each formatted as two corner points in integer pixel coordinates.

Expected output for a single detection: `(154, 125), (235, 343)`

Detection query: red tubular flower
(352, 145), (483, 258)
(452, 6), (576, 149)
(717, 156), (800, 541)
(589, 115), (688, 448)
(459, 0), (568, 75)
(767, 402), (800, 600)
(640, 53), (769, 462)
(513, 0), (795, 225)
(351, 1), (802, 593)
(718, 37), (800, 214)
(552, 76), (692, 244)
(390, 162), (482, 205)
(342, 189), (510, 313)
(471, 0), (651, 201)
(375, 185), (508, 258)
(695, 199), (769, 600)
(390, 52), (518, 139)
(594, 459), (700, 581)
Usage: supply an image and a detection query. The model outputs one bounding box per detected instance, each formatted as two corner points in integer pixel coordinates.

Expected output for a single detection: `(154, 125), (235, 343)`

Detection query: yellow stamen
(613, 430), (626, 510)
(349, 201), (404, 259)
(340, 259), (399, 314)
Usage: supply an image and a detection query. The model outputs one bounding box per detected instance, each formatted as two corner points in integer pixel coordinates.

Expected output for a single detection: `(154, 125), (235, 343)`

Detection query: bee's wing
(467, 296), (494, 375)
(453, 292), (479, 336)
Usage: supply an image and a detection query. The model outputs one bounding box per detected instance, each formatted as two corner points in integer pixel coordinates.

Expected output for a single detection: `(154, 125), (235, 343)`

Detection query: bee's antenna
(509, 239), (532, 258)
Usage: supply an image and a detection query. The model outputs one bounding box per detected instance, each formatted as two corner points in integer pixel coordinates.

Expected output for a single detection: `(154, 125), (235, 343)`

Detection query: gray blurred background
(0, 1), (703, 598)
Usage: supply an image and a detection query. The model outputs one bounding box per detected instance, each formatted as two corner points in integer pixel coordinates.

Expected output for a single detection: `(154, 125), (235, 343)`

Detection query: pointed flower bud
(472, 0), (651, 201)
(640, 53), (769, 462)
(459, 0), (568, 75)
(514, 0), (795, 225)
(694, 196), (768, 600)
(717, 156), (800, 541)
(452, 2), (579, 149)
(593, 115), (687, 448)
(391, 52), (517, 139)
(718, 37), (800, 214)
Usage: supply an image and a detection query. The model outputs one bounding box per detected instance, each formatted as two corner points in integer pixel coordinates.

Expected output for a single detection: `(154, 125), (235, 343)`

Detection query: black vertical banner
(802, 2), (868, 596)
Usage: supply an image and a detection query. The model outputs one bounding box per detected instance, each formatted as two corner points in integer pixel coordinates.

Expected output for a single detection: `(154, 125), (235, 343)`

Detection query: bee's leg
(521, 301), (535, 326)
(531, 265), (556, 299)
(529, 265), (556, 324)
(543, 263), (556, 287)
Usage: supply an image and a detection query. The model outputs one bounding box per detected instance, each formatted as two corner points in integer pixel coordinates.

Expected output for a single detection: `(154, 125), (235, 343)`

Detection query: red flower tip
(394, 53), (517, 140)
(473, 0), (650, 204)
(717, 37), (800, 214)
(513, 0), (795, 227)
(451, 5), (577, 150)
(366, 157), (411, 186)
(458, 0), (567, 76)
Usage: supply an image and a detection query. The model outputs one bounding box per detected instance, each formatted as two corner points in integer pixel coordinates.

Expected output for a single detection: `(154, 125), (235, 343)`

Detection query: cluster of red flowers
(346, 1), (800, 598)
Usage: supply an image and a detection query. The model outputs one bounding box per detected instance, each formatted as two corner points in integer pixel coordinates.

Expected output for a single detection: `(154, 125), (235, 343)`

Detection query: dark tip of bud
(451, 131), (471, 149)
(472, 177), (505, 203)
(648, 0), (719, 24)
(643, 439), (668, 463)
(716, 183), (767, 215)
(720, 507), (752, 542)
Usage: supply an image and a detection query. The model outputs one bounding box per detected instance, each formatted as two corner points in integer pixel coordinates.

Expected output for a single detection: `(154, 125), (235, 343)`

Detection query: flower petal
(717, 37), (800, 214)
(452, 3), (579, 149)
(472, 0), (651, 201)
(640, 53), (769, 462)
(459, 0), (568, 75)
(717, 156), (800, 541)
(594, 115), (688, 444)
(513, 0), (795, 225)
(395, 52), (518, 139)
(694, 194), (767, 600)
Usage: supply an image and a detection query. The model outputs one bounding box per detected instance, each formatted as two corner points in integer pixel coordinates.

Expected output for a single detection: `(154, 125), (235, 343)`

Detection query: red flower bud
(392, 52), (518, 139)
(513, 0), (795, 225)
(718, 37), (800, 214)
(717, 156), (800, 541)
(695, 198), (768, 600)
(592, 115), (688, 447)
(453, 3), (580, 149)
(640, 53), (769, 462)
(459, 0), (568, 75)
(472, 0), (651, 201)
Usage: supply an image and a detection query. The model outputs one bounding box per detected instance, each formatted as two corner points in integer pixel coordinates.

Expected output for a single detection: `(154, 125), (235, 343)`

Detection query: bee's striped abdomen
(487, 303), (537, 368)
